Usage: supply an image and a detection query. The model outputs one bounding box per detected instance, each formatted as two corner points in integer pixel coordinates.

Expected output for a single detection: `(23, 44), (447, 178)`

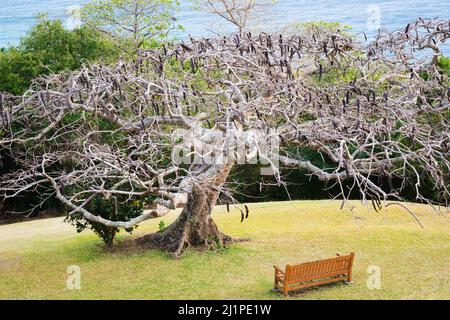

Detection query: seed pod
(371, 199), (380, 213)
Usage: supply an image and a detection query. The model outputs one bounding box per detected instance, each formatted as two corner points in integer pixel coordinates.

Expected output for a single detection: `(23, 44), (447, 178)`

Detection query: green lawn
(0, 200), (448, 300)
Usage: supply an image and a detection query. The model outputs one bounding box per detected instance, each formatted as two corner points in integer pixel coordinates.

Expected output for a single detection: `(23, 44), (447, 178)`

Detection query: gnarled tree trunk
(137, 164), (237, 257)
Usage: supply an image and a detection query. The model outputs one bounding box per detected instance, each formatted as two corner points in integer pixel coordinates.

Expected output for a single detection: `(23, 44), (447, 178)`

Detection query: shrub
(0, 49), (44, 94)
(158, 220), (167, 232)
(65, 195), (144, 247)
(0, 18), (119, 95)
(437, 56), (450, 77)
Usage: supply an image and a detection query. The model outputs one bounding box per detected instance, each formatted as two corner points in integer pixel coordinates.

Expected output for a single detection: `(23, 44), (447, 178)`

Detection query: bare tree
(1, 18), (449, 257)
(82, 0), (179, 55)
(193, 0), (275, 35)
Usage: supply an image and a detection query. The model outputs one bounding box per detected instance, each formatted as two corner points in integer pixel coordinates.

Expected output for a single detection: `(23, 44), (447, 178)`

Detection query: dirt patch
(0, 256), (22, 271)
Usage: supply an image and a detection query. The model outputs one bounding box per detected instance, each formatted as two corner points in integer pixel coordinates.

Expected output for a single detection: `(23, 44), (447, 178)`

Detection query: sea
(0, 0), (449, 50)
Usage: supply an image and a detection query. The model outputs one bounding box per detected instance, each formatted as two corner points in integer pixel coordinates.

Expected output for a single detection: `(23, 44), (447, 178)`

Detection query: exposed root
(136, 165), (249, 258)
(136, 225), (248, 258)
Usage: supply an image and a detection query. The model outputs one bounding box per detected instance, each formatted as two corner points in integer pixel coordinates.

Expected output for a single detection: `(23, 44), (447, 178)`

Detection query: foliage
(65, 193), (144, 247)
(158, 220), (167, 232)
(437, 55), (450, 77)
(0, 49), (43, 95)
(21, 18), (119, 70)
(0, 18), (119, 95)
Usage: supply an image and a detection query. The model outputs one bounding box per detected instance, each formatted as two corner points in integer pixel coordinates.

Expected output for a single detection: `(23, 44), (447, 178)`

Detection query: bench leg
(347, 273), (353, 284)
(273, 275), (278, 291)
(272, 276), (280, 292)
(283, 285), (289, 297)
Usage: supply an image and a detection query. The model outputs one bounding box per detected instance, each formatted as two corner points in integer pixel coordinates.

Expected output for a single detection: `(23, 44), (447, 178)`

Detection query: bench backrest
(285, 253), (354, 284)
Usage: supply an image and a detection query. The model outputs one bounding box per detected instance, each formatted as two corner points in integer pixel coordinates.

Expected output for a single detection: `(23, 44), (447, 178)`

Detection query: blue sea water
(0, 0), (449, 48)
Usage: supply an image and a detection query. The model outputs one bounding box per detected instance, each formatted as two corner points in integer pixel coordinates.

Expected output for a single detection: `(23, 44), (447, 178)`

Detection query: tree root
(136, 227), (250, 258)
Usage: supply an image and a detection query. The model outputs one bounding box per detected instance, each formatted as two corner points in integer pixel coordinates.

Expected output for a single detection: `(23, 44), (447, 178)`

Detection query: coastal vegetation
(0, 18), (119, 95)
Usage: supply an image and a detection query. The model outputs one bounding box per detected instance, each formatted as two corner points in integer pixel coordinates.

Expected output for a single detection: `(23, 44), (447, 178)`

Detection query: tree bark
(105, 229), (116, 249)
(136, 164), (239, 257)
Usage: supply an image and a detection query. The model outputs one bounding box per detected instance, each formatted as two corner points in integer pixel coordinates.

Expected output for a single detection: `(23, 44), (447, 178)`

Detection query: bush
(0, 49), (44, 94)
(0, 18), (119, 95)
(65, 195), (144, 247)
(158, 220), (167, 232)
(437, 56), (450, 77)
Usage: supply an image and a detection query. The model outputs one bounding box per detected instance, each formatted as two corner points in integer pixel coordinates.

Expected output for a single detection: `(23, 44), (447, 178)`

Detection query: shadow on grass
(33, 232), (259, 268)
(270, 281), (353, 299)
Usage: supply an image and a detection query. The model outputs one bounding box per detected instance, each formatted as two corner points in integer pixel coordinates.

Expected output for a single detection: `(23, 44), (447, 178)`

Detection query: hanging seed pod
(356, 98), (360, 117)
(190, 58), (196, 74)
(371, 199), (380, 213)
(180, 43), (192, 52)
(405, 23), (411, 38)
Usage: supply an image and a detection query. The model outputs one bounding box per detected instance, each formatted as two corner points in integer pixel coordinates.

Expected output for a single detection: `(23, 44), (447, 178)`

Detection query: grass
(0, 200), (449, 300)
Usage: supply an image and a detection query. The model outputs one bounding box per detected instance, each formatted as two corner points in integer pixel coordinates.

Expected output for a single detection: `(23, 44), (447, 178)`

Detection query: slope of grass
(0, 200), (448, 300)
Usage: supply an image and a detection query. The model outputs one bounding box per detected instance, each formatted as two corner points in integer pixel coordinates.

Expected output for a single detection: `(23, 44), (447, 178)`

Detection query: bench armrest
(273, 265), (285, 275)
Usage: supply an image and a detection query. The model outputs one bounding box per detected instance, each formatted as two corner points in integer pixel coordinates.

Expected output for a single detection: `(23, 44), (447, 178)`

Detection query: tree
(283, 20), (352, 37)
(0, 18), (119, 95)
(82, 0), (180, 55)
(1, 19), (449, 257)
(0, 49), (43, 95)
(193, 0), (276, 35)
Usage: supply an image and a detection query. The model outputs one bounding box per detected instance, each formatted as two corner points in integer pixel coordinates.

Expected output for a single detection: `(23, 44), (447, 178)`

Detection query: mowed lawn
(0, 200), (449, 300)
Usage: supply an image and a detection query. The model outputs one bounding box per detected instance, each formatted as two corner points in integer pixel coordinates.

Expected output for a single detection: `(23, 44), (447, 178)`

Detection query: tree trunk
(136, 164), (240, 257)
(105, 229), (116, 249)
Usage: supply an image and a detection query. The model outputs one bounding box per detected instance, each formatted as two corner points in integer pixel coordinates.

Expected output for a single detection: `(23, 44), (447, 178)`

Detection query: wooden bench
(273, 253), (355, 296)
